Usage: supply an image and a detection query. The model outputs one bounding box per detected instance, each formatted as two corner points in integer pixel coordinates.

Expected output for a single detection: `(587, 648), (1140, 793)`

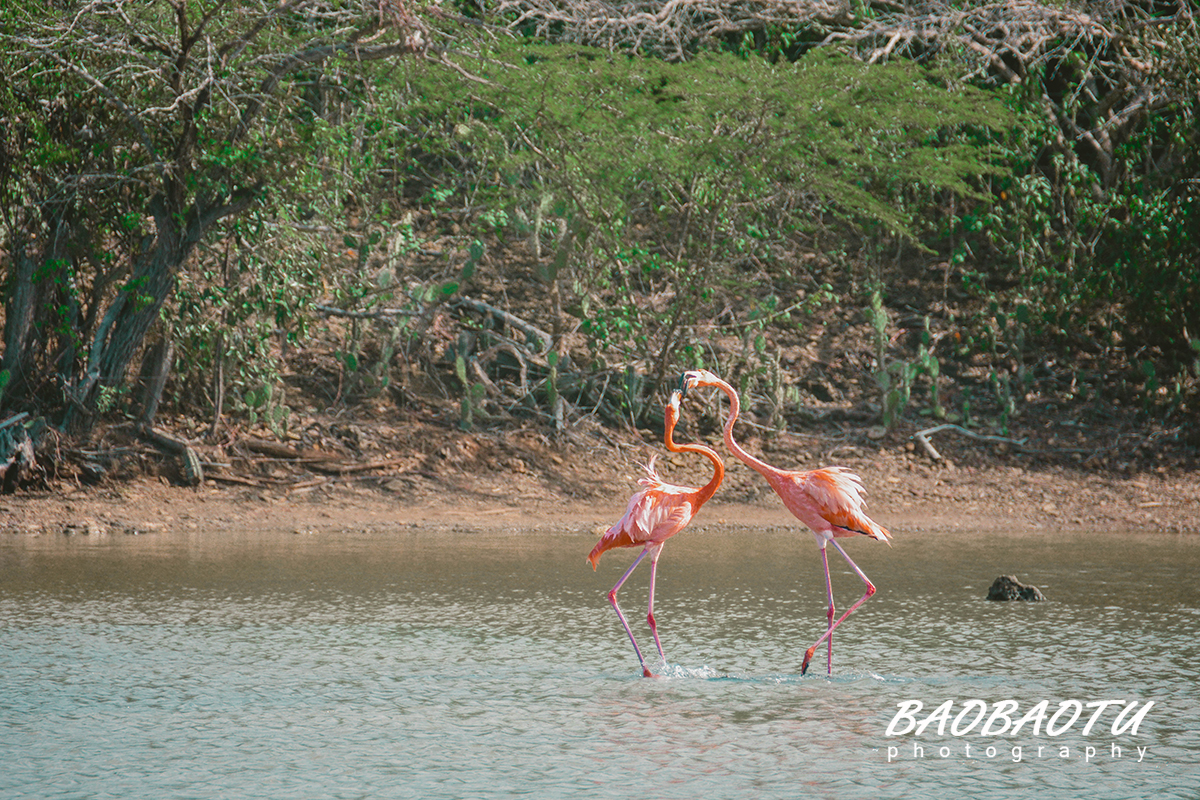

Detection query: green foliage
(428, 42), (1010, 235)
(0, 1), (396, 427)
(1095, 181), (1199, 350)
(172, 227), (320, 419)
(454, 352), (472, 430)
(941, 27), (1200, 410)
(453, 340), (487, 431)
(546, 350), (560, 414)
(391, 41), (1012, 402)
(6, 0), (1196, 439)
(871, 289), (945, 428)
(869, 288), (902, 427)
(619, 365), (648, 427)
(94, 384), (125, 416)
(245, 384), (292, 439)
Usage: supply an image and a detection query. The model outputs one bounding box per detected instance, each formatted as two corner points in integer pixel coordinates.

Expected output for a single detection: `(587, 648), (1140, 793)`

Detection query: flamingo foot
(642, 666), (661, 679)
(801, 645), (817, 676)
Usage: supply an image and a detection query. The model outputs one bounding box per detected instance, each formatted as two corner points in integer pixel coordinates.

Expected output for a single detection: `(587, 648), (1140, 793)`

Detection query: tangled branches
(495, 0), (1198, 186)
(831, 1), (1198, 185)
(496, 0), (854, 60)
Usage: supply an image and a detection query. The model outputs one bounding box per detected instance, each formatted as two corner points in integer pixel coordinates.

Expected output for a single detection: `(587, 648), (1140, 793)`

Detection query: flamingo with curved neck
(588, 389), (724, 677)
(680, 369), (890, 676)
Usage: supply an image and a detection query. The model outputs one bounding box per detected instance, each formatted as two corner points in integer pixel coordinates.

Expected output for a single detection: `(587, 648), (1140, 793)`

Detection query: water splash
(652, 663), (722, 680)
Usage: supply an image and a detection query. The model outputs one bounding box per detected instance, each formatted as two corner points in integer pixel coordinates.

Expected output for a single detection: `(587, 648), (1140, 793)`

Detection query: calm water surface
(1, 526), (1197, 799)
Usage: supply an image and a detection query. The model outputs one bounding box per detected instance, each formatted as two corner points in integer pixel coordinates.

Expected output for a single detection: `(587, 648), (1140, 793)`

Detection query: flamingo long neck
(664, 410), (724, 505)
(714, 379), (780, 482)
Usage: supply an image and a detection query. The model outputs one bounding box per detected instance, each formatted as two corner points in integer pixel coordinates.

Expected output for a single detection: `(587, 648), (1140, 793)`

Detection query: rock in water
(987, 575), (1046, 601)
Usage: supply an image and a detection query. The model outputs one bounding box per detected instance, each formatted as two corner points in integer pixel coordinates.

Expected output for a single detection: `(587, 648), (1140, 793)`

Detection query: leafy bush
(172, 223), (321, 424)
(389, 42), (1013, 405)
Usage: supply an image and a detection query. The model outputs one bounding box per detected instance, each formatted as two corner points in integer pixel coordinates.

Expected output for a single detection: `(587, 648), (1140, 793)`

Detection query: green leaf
(461, 240), (484, 282)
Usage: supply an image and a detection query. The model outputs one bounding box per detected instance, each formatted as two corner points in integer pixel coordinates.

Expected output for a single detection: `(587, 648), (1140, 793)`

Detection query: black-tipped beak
(677, 372), (689, 395)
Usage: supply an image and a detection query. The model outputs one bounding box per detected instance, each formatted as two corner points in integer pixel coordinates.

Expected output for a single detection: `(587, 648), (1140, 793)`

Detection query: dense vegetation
(0, 0), (1196, 483)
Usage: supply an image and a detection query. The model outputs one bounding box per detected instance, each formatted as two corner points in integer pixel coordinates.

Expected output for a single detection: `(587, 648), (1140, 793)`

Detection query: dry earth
(3, 413), (1197, 538)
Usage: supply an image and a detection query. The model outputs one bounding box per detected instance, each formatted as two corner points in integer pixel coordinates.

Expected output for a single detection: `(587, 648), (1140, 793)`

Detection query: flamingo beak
(677, 372), (690, 396)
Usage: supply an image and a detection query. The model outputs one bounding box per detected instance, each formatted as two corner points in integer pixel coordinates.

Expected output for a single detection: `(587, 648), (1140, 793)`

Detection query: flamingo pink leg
(646, 549), (667, 665)
(820, 544), (835, 675)
(802, 539), (877, 676)
(607, 545), (662, 678)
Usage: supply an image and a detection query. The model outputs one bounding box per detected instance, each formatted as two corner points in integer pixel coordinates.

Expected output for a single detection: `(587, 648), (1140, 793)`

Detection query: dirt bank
(3, 418), (1196, 537)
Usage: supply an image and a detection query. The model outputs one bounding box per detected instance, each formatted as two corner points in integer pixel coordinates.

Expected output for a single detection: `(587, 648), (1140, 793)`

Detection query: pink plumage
(588, 456), (697, 570)
(681, 369), (891, 676)
(589, 391), (724, 677)
(780, 467), (891, 543)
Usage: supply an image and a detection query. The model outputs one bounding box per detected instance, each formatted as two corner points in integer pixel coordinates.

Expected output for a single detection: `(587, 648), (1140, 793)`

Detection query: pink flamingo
(588, 389), (724, 677)
(680, 369), (891, 676)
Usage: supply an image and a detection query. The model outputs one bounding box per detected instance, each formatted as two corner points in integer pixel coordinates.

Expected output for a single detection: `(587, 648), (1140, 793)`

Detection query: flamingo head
(665, 390), (682, 428)
(679, 369), (724, 396)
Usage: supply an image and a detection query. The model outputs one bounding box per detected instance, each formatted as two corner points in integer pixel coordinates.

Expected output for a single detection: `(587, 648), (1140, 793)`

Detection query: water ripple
(1, 529), (1197, 799)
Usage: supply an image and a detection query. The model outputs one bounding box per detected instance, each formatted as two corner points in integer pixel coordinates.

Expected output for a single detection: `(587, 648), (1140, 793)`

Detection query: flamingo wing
(798, 468), (892, 542)
(588, 484), (696, 570)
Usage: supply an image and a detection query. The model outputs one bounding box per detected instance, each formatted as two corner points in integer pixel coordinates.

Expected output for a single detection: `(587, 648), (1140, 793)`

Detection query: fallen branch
(0, 412), (29, 431)
(315, 303), (420, 319)
(288, 471), (425, 494)
(308, 457), (413, 476)
(206, 473), (269, 487)
(239, 437), (415, 477)
(452, 295), (553, 354)
(241, 437), (340, 464)
(912, 423), (1029, 461)
(136, 423), (203, 485)
(478, 341), (530, 394)
(288, 476), (332, 492)
(288, 477), (333, 494)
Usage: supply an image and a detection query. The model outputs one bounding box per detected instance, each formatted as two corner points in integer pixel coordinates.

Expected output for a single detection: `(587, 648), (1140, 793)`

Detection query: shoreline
(1, 469), (1195, 537)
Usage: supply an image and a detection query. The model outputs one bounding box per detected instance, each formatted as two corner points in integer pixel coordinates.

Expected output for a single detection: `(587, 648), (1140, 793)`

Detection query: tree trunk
(134, 334), (174, 427)
(96, 246), (180, 396)
(1, 238), (38, 403)
(64, 242), (182, 435)
(2, 216), (74, 410)
(63, 190), (258, 435)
